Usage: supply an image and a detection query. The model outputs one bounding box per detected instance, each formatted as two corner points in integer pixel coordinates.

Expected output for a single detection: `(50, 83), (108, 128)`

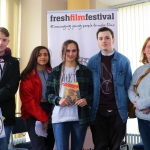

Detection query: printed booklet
(61, 82), (81, 105)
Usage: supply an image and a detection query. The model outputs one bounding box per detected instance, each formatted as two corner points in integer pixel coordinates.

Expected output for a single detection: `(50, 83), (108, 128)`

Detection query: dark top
(0, 49), (20, 126)
(99, 54), (117, 110)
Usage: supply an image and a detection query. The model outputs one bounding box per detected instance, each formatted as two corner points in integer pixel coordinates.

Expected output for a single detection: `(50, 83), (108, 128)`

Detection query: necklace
(101, 62), (112, 94)
(41, 70), (48, 83)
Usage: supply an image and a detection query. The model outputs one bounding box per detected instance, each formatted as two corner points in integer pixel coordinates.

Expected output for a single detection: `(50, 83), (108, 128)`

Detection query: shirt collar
(101, 50), (114, 56)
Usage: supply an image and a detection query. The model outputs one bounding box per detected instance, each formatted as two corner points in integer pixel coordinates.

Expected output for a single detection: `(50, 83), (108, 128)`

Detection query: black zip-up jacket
(0, 53), (20, 126)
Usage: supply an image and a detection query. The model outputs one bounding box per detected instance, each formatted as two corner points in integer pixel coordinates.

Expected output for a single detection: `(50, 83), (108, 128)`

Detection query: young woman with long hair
(20, 46), (54, 150)
(46, 40), (93, 150)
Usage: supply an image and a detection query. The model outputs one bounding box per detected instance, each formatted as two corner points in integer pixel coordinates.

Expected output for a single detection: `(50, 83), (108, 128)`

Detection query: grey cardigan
(128, 63), (150, 120)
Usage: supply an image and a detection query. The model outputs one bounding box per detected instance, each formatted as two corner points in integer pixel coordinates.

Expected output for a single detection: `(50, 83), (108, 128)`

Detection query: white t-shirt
(0, 58), (4, 79)
(52, 66), (79, 123)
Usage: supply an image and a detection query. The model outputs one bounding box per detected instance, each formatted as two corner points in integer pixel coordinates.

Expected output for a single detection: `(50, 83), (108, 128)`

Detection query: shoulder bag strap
(133, 68), (150, 95)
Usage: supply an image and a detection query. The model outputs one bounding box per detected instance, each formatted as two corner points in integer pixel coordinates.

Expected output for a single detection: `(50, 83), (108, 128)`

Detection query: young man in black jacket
(0, 27), (20, 150)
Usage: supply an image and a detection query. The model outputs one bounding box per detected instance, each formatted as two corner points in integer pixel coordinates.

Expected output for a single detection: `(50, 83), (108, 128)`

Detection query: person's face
(65, 43), (78, 63)
(37, 49), (49, 67)
(144, 40), (150, 62)
(0, 32), (10, 56)
(97, 31), (114, 55)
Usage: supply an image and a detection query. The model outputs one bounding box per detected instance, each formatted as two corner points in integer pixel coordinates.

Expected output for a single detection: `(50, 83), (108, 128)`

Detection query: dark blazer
(0, 55), (20, 126)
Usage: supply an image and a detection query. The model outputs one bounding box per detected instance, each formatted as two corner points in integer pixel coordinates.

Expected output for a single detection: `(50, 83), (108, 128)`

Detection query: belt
(41, 99), (47, 102)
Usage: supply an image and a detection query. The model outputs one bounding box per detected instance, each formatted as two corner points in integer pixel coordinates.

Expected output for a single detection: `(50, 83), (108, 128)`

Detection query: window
(117, 1), (150, 135)
(118, 2), (150, 72)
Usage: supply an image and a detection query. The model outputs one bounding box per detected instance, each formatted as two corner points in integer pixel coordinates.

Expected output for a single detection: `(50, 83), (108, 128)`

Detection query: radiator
(8, 134), (141, 150)
(126, 134), (142, 150)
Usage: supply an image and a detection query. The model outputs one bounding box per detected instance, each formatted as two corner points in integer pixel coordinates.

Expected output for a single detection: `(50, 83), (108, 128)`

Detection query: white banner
(0, 108), (5, 138)
(47, 9), (118, 150)
(47, 9), (118, 68)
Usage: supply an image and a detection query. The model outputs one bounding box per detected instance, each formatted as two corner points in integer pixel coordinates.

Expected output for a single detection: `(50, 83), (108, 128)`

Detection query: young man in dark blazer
(0, 27), (20, 150)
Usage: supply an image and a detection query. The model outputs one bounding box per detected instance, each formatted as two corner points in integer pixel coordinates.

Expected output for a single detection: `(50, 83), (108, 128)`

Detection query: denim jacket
(87, 50), (132, 122)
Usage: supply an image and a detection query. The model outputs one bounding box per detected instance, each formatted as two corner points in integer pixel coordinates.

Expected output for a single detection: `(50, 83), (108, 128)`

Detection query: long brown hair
(61, 39), (80, 64)
(60, 40), (80, 84)
(21, 46), (52, 79)
(140, 37), (150, 64)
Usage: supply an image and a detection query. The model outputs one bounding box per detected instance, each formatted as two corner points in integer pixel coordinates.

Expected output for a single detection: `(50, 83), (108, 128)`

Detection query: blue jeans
(52, 121), (87, 150)
(138, 118), (150, 150)
(0, 126), (12, 150)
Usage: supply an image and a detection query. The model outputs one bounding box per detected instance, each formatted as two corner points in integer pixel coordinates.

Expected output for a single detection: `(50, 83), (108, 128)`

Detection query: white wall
(96, 0), (109, 8)
(20, 0), (67, 71)
(20, 0), (42, 71)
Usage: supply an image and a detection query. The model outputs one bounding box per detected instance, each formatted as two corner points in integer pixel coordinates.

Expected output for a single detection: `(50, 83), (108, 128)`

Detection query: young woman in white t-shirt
(46, 40), (93, 150)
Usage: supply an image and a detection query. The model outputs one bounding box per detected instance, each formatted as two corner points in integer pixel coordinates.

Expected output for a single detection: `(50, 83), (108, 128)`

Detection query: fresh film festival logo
(50, 13), (114, 22)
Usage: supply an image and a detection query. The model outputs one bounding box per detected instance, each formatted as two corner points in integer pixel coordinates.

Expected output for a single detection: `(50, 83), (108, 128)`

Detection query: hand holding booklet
(35, 121), (47, 137)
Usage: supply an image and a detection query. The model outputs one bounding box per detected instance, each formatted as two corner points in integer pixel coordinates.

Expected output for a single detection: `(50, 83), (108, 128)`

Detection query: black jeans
(26, 102), (55, 150)
(90, 109), (126, 150)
